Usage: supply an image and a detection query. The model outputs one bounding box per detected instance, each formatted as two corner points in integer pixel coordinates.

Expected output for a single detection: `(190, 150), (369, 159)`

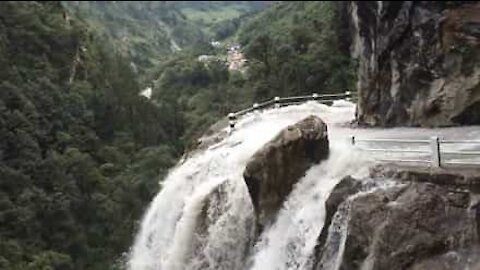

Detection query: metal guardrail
(351, 136), (480, 168)
(226, 93), (478, 168)
(228, 91), (357, 128)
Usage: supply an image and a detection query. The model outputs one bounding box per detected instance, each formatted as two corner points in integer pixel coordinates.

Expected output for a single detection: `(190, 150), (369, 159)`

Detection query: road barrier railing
(228, 91), (357, 128)
(350, 136), (480, 168)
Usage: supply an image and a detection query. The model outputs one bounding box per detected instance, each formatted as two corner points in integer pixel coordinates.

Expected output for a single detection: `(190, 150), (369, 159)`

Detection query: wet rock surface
(313, 176), (362, 268)
(189, 182), (255, 269)
(315, 169), (480, 270)
(243, 115), (329, 229)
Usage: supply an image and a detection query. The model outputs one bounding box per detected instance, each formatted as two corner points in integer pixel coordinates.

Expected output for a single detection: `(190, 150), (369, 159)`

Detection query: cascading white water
(128, 101), (360, 270)
(246, 142), (371, 270)
(128, 100), (480, 270)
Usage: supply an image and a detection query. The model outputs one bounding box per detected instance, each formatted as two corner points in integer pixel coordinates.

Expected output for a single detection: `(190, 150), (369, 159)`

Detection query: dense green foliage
(0, 2), (177, 269)
(148, 47), (250, 146)
(176, 1), (270, 38)
(62, 1), (205, 83)
(1, 1), (356, 269)
(62, 1), (269, 83)
(238, 1), (356, 99)
(148, 1), (356, 145)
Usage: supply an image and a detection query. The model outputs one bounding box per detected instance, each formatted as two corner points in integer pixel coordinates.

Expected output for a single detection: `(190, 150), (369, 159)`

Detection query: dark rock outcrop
(315, 169), (480, 270)
(243, 115), (329, 228)
(351, 1), (480, 126)
(314, 176), (362, 266)
(342, 182), (478, 270)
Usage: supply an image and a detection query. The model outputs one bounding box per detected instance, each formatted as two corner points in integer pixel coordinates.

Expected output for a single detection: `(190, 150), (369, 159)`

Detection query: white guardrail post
(312, 93), (318, 101)
(253, 103), (259, 112)
(430, 136), (441, 167)
(345, 90), (351, 101)
(274, 97), (280, 108)
(228, 113), (236, 129)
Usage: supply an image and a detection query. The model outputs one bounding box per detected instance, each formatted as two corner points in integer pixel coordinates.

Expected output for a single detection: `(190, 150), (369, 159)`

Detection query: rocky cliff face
(351, 1), (480, 127)
(243, 115), (329, 229)
(315, 168), (480, 270)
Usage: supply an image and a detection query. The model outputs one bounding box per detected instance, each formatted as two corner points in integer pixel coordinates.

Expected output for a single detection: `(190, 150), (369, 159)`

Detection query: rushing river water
(128, 101), (480, 270)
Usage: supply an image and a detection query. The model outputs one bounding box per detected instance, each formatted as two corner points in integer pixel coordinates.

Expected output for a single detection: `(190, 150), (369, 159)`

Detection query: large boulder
(243, 115), (329, 229)
(315, 169), (480, 270)
(341, 182), (478, 270)
(350, 1), (480, 126)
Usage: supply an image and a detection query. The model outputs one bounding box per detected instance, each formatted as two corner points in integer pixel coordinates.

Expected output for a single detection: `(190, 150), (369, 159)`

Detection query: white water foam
(128, 100), (479, 270)
(128, 101), (357, 270)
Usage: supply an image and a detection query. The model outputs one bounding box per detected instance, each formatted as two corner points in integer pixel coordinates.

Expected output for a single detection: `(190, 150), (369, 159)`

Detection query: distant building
(210, 40), (221, 47)
(227, 50), (246, 71)
(227, 44), (241, 52)
(140, 87), (152, 99)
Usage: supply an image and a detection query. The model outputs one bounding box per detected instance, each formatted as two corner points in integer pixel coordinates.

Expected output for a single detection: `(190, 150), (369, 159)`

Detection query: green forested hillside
(238, 1), (355, 98)
(147, 1), (355, 146)
(62, 1), (270, 83)
(62, 1), (206, 83)
(175, 1), (271, 38)
(0, 1), (355, 269)
(0, 2), (177, 269)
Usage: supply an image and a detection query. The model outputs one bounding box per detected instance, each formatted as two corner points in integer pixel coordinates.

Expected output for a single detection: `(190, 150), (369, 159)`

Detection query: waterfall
(128, 101), (361, 270)
(127, 100), (480, 270)
(247, 143), (371, 270)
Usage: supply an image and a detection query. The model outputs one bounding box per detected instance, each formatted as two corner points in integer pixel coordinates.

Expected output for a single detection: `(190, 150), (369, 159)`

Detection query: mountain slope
(237, 1), (356, 98)
(143, 1), (356, 149)
(62, 1), (206, 82)
(0, 2), (178, 269)
(175, 1), (271, 38)
(62, 1), (270, 83)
